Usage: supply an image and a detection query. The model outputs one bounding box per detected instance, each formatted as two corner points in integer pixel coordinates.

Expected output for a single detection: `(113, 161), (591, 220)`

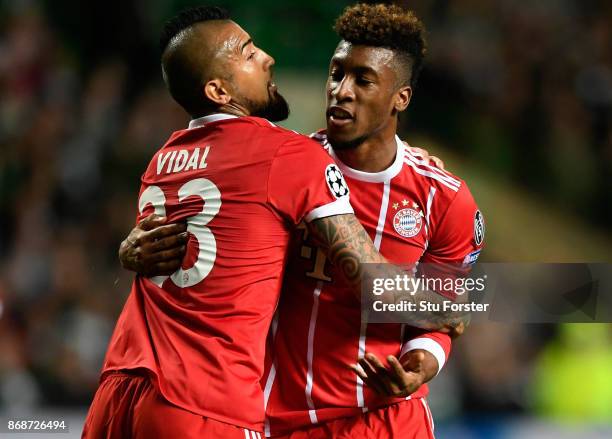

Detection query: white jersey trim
(403, 146), (461, 192)
(403, 157), (460, 192)
(263, 312), (279, 433)
(305, 281), (324, 424)
(263, 314), (280, 437)
(424, 186), (436, 246)
(328, 136), (405, 183)
(373, 181), (391, 249)
(400, 337), (446, 376)
(356, 320), (368, 409)
(243, 429), (262, 439)
(263, 364), (275, 438)
(421, 398), (435, 433)
(356, 182), (390, 409)
(304, 197), (353, 222)
(188, 113), (238, 129)
(404, 147), (461, 187)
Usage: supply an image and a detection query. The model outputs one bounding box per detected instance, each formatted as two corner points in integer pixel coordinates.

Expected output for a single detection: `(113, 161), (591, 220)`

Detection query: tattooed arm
(117, 212), (466, 334)
(307, 214), (467, 335)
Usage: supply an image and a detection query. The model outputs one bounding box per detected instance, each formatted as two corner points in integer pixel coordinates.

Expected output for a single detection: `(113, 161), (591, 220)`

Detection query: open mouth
(327, 106), (354, 126)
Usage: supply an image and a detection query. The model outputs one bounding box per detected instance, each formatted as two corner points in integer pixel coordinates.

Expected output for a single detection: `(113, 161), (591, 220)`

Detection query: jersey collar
(328, 135), (405, 183)
(188, 113), (239, 129)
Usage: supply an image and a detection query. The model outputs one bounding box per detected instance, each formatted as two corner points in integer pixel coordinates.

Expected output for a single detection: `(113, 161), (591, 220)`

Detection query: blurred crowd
(0, 1), (188, 411)
(406, 0), (612, 226)
(0, 0), (610, 426)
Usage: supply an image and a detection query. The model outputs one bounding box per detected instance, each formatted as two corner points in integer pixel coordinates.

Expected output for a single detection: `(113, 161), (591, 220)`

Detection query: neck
(194, 102), (250, 119)
(332, 119), (398, 172)
(218, 102), (249, 117)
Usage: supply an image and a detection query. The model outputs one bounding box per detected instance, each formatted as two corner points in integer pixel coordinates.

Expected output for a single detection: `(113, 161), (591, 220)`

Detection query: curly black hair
(334, 3), (427, 87)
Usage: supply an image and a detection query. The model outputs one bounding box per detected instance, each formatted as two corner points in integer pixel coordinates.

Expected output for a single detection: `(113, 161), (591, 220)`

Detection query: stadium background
(0, 0), (611, 437)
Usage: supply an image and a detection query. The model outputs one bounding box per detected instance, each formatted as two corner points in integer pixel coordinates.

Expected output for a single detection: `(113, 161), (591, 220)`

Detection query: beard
(247, 89), (290, 122)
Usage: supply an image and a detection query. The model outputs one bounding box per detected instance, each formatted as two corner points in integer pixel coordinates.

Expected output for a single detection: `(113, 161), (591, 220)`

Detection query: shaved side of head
(160, 6), (231, 117)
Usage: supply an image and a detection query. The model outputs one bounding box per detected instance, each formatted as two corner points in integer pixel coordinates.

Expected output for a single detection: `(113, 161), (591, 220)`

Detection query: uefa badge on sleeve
(325, 164), (349, 198)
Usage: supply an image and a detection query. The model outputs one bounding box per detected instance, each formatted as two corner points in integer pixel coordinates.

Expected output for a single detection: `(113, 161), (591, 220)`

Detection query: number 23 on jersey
(138, 178), (221, 288)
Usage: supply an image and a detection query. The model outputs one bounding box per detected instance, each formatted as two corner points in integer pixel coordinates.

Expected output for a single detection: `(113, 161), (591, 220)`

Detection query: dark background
(0, 0), (611, 437)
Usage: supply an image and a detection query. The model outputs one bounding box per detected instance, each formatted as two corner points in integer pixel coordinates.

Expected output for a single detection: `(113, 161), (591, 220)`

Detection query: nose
(332, 77), (354, 102)
(262, 50), (275, 70)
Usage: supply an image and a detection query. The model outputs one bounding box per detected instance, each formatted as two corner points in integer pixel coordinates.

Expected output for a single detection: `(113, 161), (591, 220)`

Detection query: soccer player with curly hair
(260, 4), (483, 437)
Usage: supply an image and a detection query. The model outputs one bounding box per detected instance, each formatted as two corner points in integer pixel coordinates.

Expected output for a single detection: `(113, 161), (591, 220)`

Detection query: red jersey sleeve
(423, 182), (485, 265)
(402, 184), (482, 370)
(267, 135), (353, 225)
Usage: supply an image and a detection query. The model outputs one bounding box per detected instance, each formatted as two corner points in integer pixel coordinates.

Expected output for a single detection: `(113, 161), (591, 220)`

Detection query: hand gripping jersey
(101, 115), (353, 432)
(263, 132), (484, 436)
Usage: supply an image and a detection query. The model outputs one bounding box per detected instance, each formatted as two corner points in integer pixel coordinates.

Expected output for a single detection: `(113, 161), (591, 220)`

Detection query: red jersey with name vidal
(101, 115), (354, 432)
(263, 131), (484, 436)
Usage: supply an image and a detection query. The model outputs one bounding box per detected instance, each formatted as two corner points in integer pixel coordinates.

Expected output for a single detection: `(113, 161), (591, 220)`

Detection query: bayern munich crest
(325, 164), (349, 199)
(393, 207), (423, 238)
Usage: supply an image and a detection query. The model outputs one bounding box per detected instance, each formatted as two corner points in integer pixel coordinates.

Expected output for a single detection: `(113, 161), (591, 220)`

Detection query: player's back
(102, 114), (353, 431)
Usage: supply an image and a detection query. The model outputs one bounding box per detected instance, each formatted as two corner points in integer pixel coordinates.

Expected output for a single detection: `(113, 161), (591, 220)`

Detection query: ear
(203, 79), (232, 106)
(394, 86), (412, 112)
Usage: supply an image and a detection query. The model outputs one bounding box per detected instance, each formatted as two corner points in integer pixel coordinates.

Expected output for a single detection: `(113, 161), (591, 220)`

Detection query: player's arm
(351, 329), (452, 397)
(350, 181), (486, 392)
(118, 214), (188, 276)
(307, 214), (468, 333)
(351, 349), (438, 398)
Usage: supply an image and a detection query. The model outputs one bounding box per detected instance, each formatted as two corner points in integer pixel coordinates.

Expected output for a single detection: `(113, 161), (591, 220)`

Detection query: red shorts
(82, 371), (263, 439)
(273, 398), (435, 439)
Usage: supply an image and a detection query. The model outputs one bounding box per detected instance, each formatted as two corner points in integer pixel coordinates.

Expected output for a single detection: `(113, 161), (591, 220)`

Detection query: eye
(330, 69), (343, 81)
(357, 76), (373, 85)
(247, 51), (255, 60)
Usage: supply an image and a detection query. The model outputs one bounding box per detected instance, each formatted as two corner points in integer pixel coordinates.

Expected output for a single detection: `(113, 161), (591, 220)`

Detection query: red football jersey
(263, 132), (484, 436)
(101, 115), (353, 431)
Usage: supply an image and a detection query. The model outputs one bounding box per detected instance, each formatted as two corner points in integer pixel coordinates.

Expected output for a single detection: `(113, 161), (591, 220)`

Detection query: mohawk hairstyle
(159, 5), (230, 53)
(334, 3), (427, 87)
(159, 5), (230, 117)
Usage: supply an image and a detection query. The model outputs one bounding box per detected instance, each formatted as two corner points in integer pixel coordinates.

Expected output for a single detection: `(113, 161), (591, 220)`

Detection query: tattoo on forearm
(308, 214), (469, 330)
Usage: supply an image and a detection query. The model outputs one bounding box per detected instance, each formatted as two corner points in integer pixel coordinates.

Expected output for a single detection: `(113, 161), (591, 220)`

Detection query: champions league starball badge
(325, 164), (349, 198)
(393, 205), (423, 238)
